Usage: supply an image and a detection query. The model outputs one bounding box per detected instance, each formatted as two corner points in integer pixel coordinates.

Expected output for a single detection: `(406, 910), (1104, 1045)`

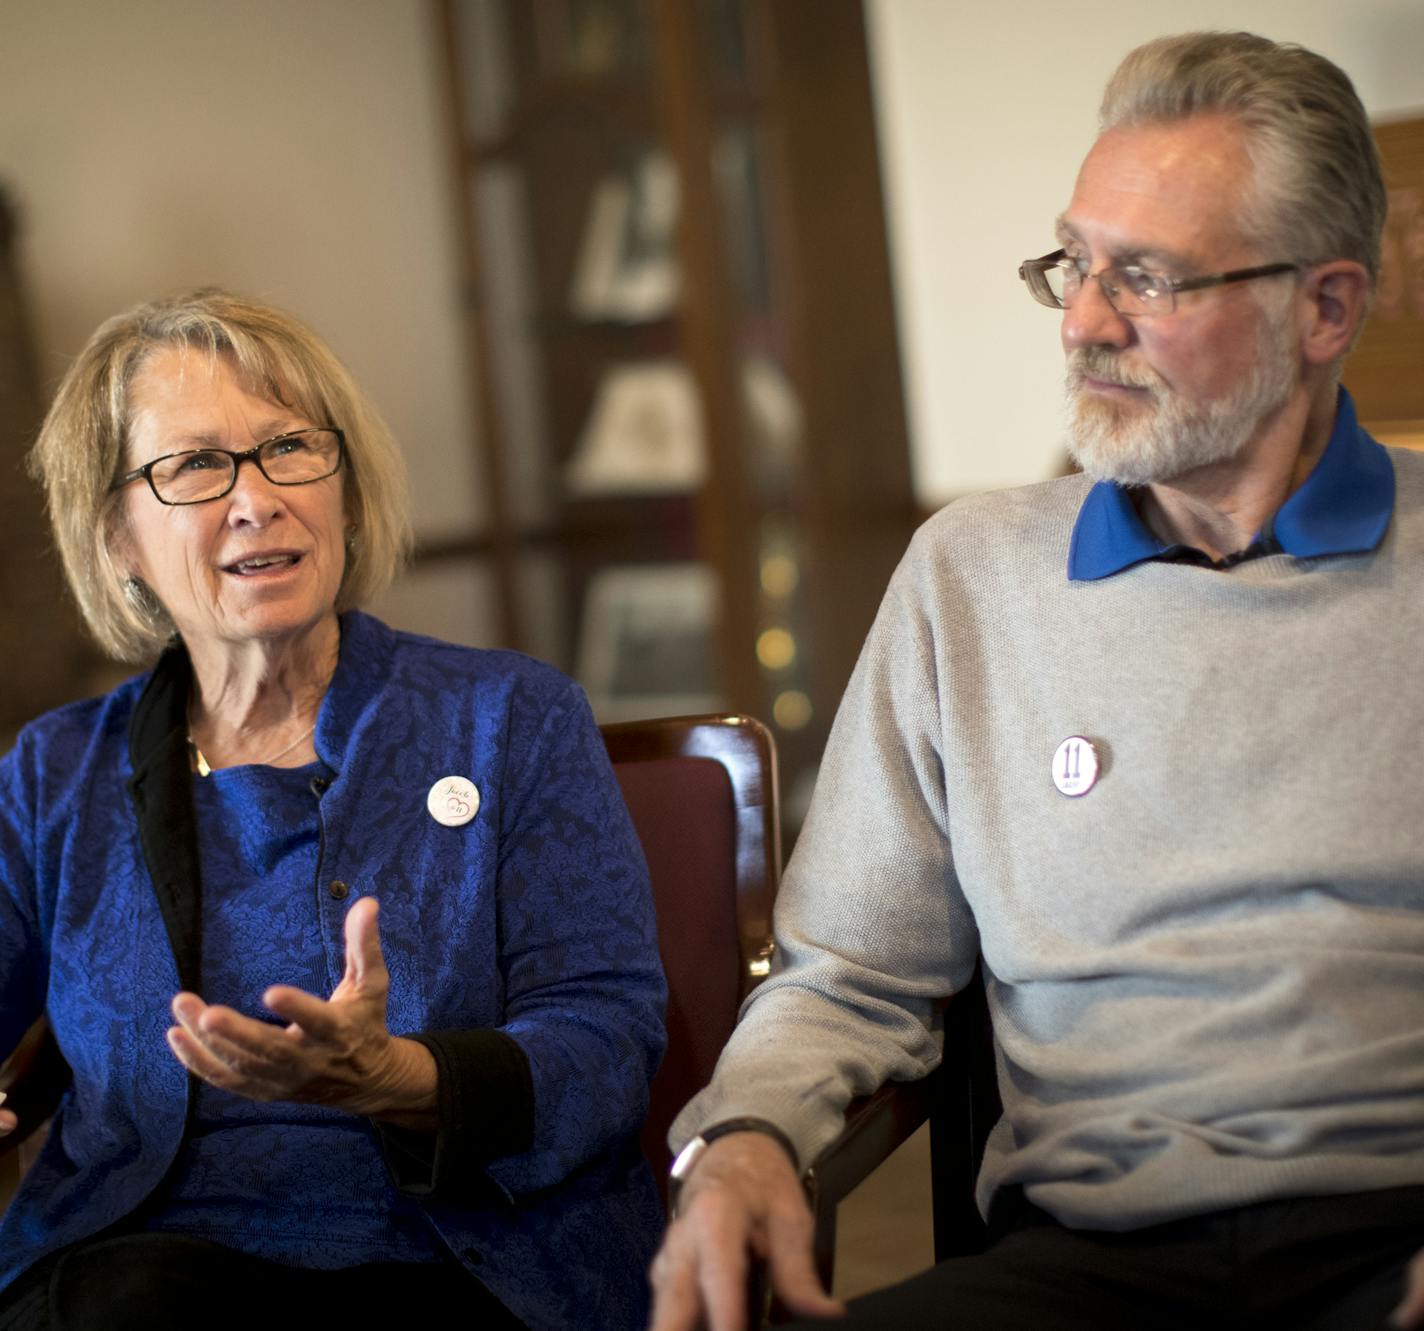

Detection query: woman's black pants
(0, 1232), (526, 1331)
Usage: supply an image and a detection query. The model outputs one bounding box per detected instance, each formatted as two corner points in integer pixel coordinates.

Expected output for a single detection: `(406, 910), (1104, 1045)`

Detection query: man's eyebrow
(1052, 216), (1195, 271)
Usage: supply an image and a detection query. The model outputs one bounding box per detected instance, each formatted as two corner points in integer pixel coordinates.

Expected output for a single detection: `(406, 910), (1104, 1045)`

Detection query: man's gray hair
(1099, 32), (1386, 283)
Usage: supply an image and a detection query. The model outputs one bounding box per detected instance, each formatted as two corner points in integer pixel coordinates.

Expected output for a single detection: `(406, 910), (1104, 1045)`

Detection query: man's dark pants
(783, 1184), (1424, 1330)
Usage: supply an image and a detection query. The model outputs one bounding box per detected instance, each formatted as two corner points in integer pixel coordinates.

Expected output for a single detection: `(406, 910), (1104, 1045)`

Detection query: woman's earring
(123, 576), (156, 617)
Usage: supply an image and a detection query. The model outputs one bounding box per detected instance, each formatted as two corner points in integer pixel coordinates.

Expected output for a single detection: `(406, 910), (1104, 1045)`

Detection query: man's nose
(1061, 272), (1133, 352)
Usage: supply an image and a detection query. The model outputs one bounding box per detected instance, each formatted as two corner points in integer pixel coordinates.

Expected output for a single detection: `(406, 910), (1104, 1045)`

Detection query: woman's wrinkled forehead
(125, 340), (301, 432)
(122, 343), (307, 465)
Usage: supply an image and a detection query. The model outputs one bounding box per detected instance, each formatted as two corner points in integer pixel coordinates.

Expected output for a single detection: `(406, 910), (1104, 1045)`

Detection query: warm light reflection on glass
(760, 554), (799, 598)
(756, 627), (796, 670)
(773, 690), (812, 730)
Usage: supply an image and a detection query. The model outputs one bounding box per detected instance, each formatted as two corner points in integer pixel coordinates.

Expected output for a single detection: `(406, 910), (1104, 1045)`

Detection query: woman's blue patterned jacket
(0, 611), (667, 1329)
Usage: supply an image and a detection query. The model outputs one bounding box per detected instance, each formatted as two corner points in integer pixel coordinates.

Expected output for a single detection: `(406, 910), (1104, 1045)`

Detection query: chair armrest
(805, 1070), (938, 1291)
(0, 1017), (69, 1160)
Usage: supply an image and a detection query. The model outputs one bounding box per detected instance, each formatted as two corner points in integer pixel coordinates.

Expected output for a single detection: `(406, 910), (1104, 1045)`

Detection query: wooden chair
(601, 713), (780, 1204)
(604, 712), (1002, 1302)
(0, 1015), (66, 1205)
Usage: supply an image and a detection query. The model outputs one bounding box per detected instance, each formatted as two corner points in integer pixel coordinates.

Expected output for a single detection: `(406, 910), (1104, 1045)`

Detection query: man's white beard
(1063, 323), (1297, 487)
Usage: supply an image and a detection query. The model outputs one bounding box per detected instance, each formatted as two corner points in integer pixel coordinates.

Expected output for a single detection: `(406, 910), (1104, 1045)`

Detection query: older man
(650, 31), (1424, 1331)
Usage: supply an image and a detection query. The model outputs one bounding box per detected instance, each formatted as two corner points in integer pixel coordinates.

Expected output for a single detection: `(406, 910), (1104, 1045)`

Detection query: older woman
(0, 291), (666, 1330)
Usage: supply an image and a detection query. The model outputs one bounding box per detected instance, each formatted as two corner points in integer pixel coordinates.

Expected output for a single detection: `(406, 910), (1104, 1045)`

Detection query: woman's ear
(102, 503), (150, 611)
(1299, 259), (1372, 367)
(104, 504), (136, 578)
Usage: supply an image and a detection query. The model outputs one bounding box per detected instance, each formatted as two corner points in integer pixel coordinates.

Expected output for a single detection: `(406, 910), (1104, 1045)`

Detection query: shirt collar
(1067, 386), (1395, 581)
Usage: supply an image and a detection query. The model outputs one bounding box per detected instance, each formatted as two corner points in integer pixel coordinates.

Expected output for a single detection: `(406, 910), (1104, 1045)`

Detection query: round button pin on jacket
(427, 775), (480, 827)
(1052, 736), (1099, 797)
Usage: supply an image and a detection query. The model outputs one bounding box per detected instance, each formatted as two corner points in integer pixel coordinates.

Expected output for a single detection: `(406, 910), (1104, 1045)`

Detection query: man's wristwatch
(668, 1117), (800, 1216)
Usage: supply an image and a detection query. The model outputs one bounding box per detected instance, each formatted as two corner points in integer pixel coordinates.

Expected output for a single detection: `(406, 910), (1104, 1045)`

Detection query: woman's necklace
(187, 718), (317, 777)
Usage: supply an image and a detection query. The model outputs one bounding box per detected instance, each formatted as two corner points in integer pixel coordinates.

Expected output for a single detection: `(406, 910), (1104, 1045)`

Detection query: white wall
(4, 1), (1422, 603)
(0, 0), (482, 545)
(865, 0), (1424, 507)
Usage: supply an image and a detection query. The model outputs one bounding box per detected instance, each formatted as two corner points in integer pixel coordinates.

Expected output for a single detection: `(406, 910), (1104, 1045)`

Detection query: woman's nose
(224, 454), (286, 525)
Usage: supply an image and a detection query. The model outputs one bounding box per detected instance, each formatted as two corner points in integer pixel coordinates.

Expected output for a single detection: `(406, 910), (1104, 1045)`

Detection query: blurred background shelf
(430, 0), (918, 832)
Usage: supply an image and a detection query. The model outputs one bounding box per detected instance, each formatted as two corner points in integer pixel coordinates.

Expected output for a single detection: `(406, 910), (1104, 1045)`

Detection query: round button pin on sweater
(1051, 736), (1099, 797)
(427, 775), (480, 827)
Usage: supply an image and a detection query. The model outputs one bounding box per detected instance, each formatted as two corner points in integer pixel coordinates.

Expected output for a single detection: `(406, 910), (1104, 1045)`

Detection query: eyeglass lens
(150, 430), (342, 504)
(1038, 263), (1169, 314)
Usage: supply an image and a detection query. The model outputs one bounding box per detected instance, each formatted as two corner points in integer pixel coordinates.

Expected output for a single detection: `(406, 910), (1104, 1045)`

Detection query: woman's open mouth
(224, 553), (302, 576)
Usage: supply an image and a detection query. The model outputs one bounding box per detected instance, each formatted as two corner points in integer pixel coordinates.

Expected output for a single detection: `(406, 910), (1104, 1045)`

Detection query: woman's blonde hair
(29, 288), (412, 661)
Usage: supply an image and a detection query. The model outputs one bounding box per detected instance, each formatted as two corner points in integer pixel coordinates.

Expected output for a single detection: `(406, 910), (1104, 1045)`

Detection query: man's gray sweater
(672, 448), (1424, 1230)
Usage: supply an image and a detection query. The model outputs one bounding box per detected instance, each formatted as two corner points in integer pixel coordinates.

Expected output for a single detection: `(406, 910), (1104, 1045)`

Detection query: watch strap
(668, 1117), (799, 1216)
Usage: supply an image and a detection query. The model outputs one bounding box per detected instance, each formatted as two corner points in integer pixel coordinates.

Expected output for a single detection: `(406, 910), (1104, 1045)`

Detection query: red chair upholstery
(602, 714), (780, 1207)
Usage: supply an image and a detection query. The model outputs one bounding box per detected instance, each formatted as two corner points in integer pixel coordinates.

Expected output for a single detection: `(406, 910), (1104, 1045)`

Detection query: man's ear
(1299, 259), (1371, 367)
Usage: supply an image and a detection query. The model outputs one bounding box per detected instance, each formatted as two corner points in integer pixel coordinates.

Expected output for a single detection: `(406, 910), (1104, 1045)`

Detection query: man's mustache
(1065, 348), (1162, 394)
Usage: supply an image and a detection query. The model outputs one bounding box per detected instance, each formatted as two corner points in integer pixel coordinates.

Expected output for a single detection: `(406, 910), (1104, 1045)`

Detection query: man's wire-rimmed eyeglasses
(1018, 248), (1299, 316)
(112, 428), (346, 506)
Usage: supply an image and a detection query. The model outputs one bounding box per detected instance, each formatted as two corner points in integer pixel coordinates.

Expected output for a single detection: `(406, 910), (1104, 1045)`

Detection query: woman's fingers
(339, 895), (387, 992)
(1390, 1247), (1424, 1328)
(166, 1022), (255, 1090)
(169, 995), (308, 1092)
(173, 995), (285, 1059)
(162, 898), (394, 1109)
(261, 985), (344, 1040)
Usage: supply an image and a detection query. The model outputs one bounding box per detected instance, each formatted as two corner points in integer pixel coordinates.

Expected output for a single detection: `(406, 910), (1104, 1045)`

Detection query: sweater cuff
(375, 1028), (535, 1200)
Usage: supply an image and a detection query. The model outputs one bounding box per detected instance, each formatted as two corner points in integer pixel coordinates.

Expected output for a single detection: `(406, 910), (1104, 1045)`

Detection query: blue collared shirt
(1067, 387), (1396, 581)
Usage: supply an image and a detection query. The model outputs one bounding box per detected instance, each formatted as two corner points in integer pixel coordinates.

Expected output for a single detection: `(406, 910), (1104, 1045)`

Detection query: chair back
(602, 714), (780, 1206)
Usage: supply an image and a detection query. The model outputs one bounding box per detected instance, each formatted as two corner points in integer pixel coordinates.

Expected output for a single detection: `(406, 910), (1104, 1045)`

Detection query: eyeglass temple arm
(1167, 262), (1299, 294)
(1018, 248), (1067, 280)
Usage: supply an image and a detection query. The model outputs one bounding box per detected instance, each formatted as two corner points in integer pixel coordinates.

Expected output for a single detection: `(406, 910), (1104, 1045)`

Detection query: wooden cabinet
(0, 189), (90, 745)
(1349, 116), (1424, 450)
(430, 0), (916, 822)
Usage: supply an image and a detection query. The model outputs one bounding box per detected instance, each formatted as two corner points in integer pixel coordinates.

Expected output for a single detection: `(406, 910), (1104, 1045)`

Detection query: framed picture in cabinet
(576, 563), (720, 721)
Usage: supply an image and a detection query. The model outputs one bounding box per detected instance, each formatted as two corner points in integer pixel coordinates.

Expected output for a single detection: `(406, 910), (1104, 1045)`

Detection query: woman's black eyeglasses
(112, 428), (345, 506)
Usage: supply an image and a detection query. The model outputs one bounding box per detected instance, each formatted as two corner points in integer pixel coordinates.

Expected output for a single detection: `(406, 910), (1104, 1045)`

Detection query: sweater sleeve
(376, 674), (666, 1201)
(374, 1028), (533, 1197)
(669, 533), (981, 1169)
(481, 681), (667, 1196)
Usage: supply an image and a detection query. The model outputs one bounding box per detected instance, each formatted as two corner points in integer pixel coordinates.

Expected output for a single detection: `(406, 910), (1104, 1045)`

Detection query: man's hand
(0, 1091), (15, 1138)
(1392, 1247), (1424, 1328)
(165, 896), (437, 1127)
(649, 1131), (846, 1331)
